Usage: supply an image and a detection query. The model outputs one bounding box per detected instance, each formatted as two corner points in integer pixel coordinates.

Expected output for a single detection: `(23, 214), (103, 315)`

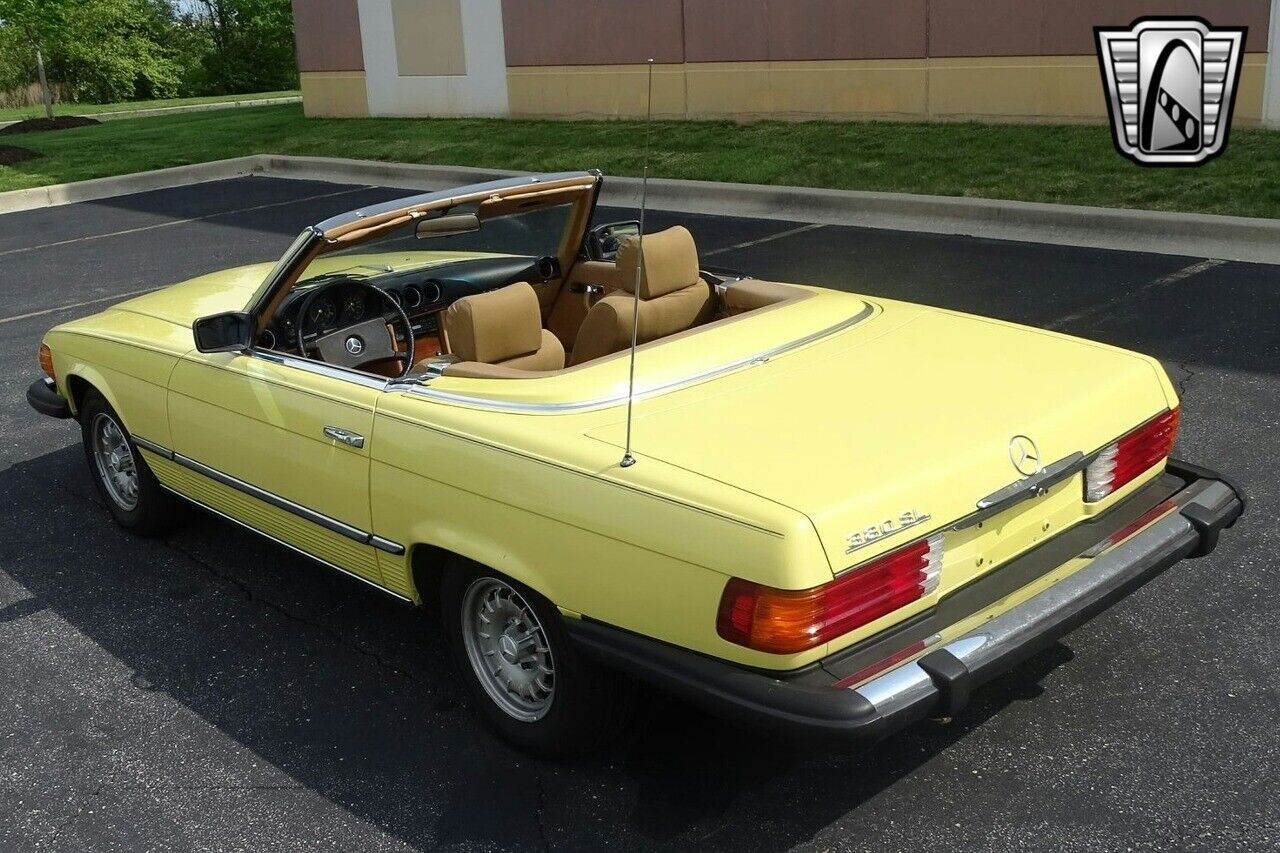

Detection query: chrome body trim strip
(160, 484), (412, 603)
(174, 453), (371, 542)
(131, 435), (174, 460)
(249, 348), (391, 390)
(369, 535), (407, 556)
(403, 302), (877, 414)
(850, 477), (1237, 711)
(132, 435), (405, 556)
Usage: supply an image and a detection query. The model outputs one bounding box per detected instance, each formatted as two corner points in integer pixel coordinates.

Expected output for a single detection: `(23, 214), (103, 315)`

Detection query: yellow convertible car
(28, 171), (1243, 754)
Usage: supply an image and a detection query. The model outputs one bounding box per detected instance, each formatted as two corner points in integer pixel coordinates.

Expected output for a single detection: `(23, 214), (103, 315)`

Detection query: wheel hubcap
(460, 578), (555, 722)
(91, 413), (139, 511)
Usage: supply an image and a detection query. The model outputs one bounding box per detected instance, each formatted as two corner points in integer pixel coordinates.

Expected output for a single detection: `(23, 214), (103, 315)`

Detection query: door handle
(323, 426), (365, 448)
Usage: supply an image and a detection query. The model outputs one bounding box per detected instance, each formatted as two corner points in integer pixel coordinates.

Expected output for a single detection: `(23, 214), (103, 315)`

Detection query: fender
(49, 330), (181, 449)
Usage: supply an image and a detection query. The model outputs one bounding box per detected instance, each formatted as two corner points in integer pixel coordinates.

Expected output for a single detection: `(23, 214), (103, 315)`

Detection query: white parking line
(0, 286), (166, 326)
(0, 186), (373, 259)
(1046, 258), (1227, 330)
(1150, 258), (1227, 286)
(703, 223), (825, 257)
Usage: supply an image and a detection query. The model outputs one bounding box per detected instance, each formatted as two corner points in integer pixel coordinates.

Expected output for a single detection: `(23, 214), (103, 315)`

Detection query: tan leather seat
(569, 226), (713, 366)
(441, 282), (565, 371)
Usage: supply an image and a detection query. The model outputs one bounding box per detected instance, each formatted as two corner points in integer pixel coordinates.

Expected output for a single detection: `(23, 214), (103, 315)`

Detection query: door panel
(547, 260), (627, 351)
(166, 351), (385, 585)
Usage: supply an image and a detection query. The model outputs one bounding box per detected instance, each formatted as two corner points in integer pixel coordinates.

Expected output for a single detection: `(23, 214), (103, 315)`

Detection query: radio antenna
(620, 58), (654, 469)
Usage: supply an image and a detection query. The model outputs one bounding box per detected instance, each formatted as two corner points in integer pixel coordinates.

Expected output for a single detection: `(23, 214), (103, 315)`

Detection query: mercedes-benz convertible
(28, 171), (1243, 755)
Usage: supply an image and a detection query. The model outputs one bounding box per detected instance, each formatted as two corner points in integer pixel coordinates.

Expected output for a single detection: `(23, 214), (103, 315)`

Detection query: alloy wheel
(90, 412), (139, 511)
(460, 577), (556, 722)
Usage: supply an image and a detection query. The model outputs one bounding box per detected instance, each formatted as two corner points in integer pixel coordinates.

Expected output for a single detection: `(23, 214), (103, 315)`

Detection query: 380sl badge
(846, 510), (932, 555)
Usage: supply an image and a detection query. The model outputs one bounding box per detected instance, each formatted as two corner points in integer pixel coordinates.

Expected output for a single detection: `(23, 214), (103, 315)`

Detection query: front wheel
(442, 561), (634, 757)
(80, 389), (182, 535)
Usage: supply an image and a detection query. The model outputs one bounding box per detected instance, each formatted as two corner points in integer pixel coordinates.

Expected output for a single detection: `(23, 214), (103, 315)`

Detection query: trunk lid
(586, 303), (1173, 581)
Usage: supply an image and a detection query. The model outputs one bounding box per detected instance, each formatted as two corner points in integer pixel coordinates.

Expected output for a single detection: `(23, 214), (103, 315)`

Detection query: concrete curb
(3, 153), (1279, 264)
(0, 96), (300, 130)
(0, 156), (267, 212)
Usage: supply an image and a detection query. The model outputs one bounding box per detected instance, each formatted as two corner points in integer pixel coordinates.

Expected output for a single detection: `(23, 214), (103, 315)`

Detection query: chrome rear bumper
(567, 461), (1244, 743)
(853, 473), (1238, 723)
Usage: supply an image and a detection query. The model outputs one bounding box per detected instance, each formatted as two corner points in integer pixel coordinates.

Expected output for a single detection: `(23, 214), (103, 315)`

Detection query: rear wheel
(442, 560), (634, 757)
(80, 389), (181, 535)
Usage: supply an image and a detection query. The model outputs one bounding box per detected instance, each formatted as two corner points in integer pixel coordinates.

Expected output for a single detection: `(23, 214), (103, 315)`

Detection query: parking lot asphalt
(0, 176), (1275, 852)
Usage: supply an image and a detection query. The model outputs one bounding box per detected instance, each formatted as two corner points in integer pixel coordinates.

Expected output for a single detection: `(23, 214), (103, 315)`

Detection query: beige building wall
(299, 71), (370, 118)
(292, 0), (370, 117)
(293, 0), (1274, 125)
(507, 55), (1268, 124)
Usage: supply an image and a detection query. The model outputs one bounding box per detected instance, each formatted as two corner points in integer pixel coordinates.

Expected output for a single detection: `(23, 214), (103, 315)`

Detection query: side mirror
(416, 213), (480, 240)
(193, 311), (253, 353)
(588, 221), (640, 261)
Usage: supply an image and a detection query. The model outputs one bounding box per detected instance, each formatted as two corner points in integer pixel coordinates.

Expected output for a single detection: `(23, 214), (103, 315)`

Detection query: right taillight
(1084, 408), (1180, 502)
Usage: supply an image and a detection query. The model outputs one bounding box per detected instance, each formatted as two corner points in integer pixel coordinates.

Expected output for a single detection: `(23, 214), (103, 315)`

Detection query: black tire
(79, 389), (182, 536)
(442, 558), (634, 757)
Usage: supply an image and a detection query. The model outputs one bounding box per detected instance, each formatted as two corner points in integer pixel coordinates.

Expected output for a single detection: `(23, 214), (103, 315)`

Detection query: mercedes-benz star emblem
(344, 336), (364, 356)
(1009, 435), (1042, 477)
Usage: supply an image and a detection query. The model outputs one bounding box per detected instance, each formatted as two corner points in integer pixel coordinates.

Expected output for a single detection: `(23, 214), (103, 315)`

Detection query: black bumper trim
(27, 377), (71, 419)
(567, 461), (1243, 744)
(566, 617), (890, 740)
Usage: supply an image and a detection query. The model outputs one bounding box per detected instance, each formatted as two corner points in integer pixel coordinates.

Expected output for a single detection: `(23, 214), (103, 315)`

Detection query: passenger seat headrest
(616, 226), (701, 299)
(445, 282), (544, 364)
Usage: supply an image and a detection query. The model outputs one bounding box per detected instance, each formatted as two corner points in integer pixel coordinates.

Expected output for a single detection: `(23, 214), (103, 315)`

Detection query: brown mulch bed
(0, 115), (101, 135)
(0, 145), (42, 166)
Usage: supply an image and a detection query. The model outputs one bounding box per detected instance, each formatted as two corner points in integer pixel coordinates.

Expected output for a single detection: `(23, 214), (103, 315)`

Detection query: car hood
(585, 303), (1175, 574)
(112, 263), (276, 326)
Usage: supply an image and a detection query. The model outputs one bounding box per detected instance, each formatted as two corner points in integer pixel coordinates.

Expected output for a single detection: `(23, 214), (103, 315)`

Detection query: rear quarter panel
(370, 392), (830, 671)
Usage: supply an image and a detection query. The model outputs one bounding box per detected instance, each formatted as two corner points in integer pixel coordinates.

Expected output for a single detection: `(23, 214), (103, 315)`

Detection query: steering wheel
(294, 280), (416, 378)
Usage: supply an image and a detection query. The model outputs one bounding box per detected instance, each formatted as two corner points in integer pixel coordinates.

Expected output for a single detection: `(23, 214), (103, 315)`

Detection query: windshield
(297, 203), (575, 285)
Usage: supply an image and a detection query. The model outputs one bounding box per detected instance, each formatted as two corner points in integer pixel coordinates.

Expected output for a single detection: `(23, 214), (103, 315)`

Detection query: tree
(0, 0), (183, 109)
(0, 0), (69, 117)
(181, 0), (296, 95)
(0, 0), (296, 108)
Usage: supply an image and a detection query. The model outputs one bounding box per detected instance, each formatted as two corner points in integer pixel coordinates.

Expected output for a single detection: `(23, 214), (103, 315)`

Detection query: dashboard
(258, 254), (560, 355)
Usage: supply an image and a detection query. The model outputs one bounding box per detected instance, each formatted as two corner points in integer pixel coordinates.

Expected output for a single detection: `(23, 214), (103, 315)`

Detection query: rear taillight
(716, 534), (943, 654)
(1084, 408), (1180, 502)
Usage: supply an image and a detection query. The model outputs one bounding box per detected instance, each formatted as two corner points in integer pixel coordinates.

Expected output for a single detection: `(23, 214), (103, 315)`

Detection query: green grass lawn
(0, 90), (299, 122)
(2, 103), (1278, 218)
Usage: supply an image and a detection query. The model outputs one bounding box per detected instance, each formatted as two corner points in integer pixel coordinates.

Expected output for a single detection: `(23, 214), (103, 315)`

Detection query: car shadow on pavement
(2, 445), (1075, 851)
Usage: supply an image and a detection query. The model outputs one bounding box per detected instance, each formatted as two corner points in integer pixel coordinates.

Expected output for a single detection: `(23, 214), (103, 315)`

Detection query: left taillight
(38, 343), (55, 380)
(1084, 408), (1180, 502)
(716, 534), (943, 655)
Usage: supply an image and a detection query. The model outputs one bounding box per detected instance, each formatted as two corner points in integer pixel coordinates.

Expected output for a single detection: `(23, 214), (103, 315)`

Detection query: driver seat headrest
(615, 226), (701, 299)
(444, 282), (565, 370)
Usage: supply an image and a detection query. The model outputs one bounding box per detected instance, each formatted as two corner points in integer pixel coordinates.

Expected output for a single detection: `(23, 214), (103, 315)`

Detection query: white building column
(1264, 0), (1280, 127)
(357, 0), (510, 117)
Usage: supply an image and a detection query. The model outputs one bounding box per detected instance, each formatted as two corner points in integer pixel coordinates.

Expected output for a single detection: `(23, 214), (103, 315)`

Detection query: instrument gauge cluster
(341, 291), (367, 323)
(307, 296), (338, 330)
